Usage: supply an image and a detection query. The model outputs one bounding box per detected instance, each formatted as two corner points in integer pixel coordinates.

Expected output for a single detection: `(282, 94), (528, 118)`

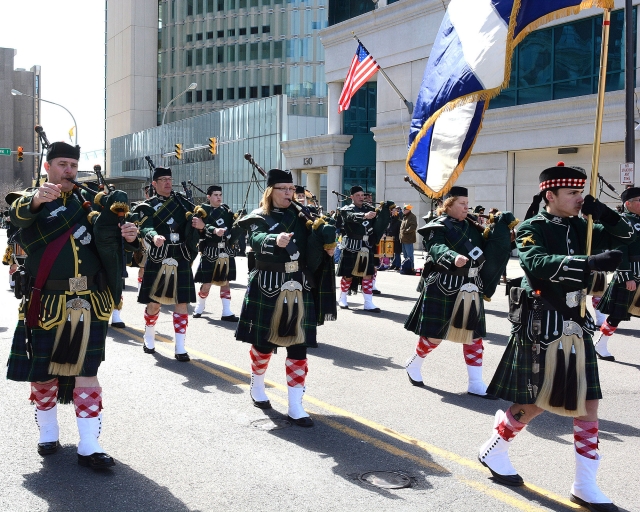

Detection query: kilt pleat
(138, 245), (195, 304)
(194, 257), (237, 283)
(336, 249), (374, 277)
(235, 269), (318, 350)
(597, 277), (638, 321)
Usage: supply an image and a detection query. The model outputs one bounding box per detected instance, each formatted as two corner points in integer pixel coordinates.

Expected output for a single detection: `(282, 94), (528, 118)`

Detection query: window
(196, 90), (203, 102)
(273, 84), (282, 95)
(186, 34), (193, 42)
(206, 31), (214, 39)
(239, 0), (247, 8)
(250, 86), (258, 98)
(228, 46), (235, 61)
(491, 7), (637, 108)
(217, 30), (224, 38)
(328, 0), (374, 26)
(186, 50), (193, 66)
(262, 41), (270, 59)
(216, 88), (224, 101)
(206, 47), (214, 65)
(196, 33), (203, 41)
(229, 0), (235, 7)
(227, 88), (235, 99)
(195, 48), (203, 66)
(250, 43), (258, 60)
(197, 0), (203, 15)
(186, 91), (193, 103)
(238, 44), (246, 60)
(207, 0), (214, 11)
(262, 85), (270, 97)
(262, 25), (270, 34)
(206, 89), (213, 101)
(250, 26), (259, 34)
(250, 0), (258, 6)
(217, 0), (224, 10)
(273, 40), (283, 59)
(239, 27), (247, 36)
(238, 87), (246, 99)
(228, 29), (236, 36)
(187, 0), (194, 16)
(218, 46), (225, 63)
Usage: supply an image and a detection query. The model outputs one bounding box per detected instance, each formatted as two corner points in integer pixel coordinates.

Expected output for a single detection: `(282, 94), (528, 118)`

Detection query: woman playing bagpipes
(234, 169), (336, 427)
(404, 185), (517, 399)
(6, 141), (139, 469)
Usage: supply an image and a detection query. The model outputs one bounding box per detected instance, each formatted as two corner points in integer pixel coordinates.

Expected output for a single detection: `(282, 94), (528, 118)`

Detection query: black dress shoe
(193, 313), (202, 318)
(111, 322), (126, 328)
(595, 352), (615, 362)
(363, 307), (381, 313)
(468, 391), (499, 400)
(339, 305), (350, 310)
(175, 352), (190, 362)
(221, 314), (239, 322)
(252, 397), (272, 409)
(78, 452), (116, 469)
(478, 458), (524, 487)
(143, 344), (155, 354)
(372, 290), (382, 295)
(287, 415), (314, 428)
(38, 441), (60, 456)
(407, 373), (424, 387)
(570, 494), (619, 512)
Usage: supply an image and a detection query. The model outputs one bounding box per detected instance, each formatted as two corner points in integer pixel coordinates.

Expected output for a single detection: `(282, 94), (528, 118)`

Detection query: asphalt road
(1, 237), (638, 512)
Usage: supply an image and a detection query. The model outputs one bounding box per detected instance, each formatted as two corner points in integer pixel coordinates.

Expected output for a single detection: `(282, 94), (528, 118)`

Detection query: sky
(1, 1), (106, 167)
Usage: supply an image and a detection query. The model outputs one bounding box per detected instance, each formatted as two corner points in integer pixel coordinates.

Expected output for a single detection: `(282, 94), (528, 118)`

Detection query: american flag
(338, 43), (380, 113)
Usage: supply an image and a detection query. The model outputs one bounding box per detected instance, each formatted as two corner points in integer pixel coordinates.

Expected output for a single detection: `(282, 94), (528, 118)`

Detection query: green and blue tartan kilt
(487, 325), (602, 404)
(194, 256), (237, 283)
(235, 269), (318, 350)
(596, 278), (638, 321)
(6, 318), (108, 404)
(138, 245), (196, 304)
(404, 276), (486, 340)
(336, 248), (375, 277)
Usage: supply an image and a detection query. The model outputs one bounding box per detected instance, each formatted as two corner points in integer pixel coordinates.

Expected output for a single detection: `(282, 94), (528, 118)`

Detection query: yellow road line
(115, 326), (579, 510)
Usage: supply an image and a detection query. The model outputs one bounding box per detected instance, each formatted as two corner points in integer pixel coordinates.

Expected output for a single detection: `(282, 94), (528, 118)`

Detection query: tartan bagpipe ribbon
(406, 0), (614, 198)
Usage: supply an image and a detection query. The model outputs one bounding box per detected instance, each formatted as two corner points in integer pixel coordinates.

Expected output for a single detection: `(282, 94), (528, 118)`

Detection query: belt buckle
(218, 242), (226, 249)
(284, 261), (299, 273)
(170, 233), (180, 243)
(69, 276), (87, 293)
(468, 267), (479, 278)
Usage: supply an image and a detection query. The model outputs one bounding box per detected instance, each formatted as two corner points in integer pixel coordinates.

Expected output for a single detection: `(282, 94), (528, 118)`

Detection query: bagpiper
(478, 162), (631, 512)
(192, 185), (244, 321)
(235, 169), (336, 427)
(136, 166), (199, 361)
(593, 186), (640, 361)
(6, 142), (139, 469)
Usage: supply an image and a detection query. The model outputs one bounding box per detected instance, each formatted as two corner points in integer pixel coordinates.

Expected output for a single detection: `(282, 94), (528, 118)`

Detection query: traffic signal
(175, 143), (182, 160)
(208, 137), (217, 155)
(17, 146), (24, 162)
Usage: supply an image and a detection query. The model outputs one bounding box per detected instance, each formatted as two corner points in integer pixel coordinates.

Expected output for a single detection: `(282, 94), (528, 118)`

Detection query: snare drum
(374, 236), (395, 258)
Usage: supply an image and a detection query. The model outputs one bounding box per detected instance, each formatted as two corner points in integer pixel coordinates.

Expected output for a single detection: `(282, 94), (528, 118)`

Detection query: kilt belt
(44, 275), (95, 292)
(255, 260), (314, 287)
(436, 265), (480, 278)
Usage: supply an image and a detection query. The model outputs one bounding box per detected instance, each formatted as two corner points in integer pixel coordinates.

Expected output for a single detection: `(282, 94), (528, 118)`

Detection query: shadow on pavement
(312, 343), (403, 372)
(22, 446), (194, 512)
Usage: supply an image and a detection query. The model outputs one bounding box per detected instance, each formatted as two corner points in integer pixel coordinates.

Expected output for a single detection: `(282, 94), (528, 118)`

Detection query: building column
(328, 82), (343, 136)
(292, 169), (302, 187)
(376, 161), (386, 202)
(327, 165), (342, 212)
(306, 172), (321, 200)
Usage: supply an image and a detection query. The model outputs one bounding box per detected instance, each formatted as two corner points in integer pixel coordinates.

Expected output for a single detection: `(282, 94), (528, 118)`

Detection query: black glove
(581, 195), (620, 225)
(587, 250), (623, 272)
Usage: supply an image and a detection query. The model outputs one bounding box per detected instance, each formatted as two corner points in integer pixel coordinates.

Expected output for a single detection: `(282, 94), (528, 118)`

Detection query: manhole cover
(358, 471), (412, 489)
(250, 418), (291, 431)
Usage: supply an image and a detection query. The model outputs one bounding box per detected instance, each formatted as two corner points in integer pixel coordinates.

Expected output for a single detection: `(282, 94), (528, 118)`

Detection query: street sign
(620, 162), (635, 185)
(0, 148), (11, 156)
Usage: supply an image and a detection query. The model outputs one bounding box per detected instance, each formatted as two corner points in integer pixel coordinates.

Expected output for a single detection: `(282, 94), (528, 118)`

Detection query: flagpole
(352, 33), (413, 115)
(582, 8), (611, 318)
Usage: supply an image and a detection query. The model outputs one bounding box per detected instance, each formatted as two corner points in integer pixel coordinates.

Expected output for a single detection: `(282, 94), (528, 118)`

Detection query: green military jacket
(197, 203), (243, 259)
(421, 215), (486, 271)
(615, 210), (640, 282)
(339, 202), (392, 252)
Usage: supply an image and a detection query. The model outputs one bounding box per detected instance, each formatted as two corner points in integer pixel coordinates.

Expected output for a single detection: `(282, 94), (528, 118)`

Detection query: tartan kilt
(138, 245), (196, 304)
(404, 274), (486, 339)
(336, 248), (375, 277)
(6, 318), (108, 404)
(487, 323), (602, 404)
(596, 277), (637, 321)
(235, 269), (318, 350)
(194, 256), (237, 283)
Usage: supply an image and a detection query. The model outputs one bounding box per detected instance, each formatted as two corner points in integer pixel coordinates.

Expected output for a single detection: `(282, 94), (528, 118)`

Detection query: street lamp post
(161, 82), (197, 126)
(11, 89), (78, 146)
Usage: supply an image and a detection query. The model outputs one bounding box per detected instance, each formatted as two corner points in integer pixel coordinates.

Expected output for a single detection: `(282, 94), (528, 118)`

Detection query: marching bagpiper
(192, 185), (244, 321)
(136, 166), (199, 361)
(478, 163), (631, 511)
(593, 186), (640, 361)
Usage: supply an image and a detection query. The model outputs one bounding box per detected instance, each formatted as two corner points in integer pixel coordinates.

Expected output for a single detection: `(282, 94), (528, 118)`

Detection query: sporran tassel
(51, 315), (72, 364)
(452, 299), (465, 329)
(165, 269), (175, 298)
(565, 343), (578, 411)
(48, 299), (92, 376)
(466, 296), (478, 331)
(268, 285), (305, 347)
(66, 313), (85, 364)
(548, 340), (566, 408)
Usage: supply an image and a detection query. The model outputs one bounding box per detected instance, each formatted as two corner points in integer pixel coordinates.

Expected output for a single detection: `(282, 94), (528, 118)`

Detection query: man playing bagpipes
(592, 186), (640, 362)
(6, 142), (139, 469)
(336, 186), (394, 312)
(404, 186), (517, 399)
(478, 163), (632, 511)
(192, 185), (244, 321)
(235, 169), (336, 427)
(137, 166), (200, 362)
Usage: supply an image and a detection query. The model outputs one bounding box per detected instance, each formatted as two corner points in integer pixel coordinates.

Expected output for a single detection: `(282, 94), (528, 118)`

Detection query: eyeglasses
(273, 187), (296, 193)
(628, 198), (640, 203)
(156, 177), (172, 183)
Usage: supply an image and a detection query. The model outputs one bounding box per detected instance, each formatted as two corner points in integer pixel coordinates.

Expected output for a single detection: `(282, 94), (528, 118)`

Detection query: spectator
(400, 204), (418, 272)
(387, 207), (402, 270)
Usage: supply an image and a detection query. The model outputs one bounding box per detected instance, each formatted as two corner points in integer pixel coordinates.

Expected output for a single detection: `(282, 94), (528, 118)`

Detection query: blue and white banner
(406, 0), (613, 197)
